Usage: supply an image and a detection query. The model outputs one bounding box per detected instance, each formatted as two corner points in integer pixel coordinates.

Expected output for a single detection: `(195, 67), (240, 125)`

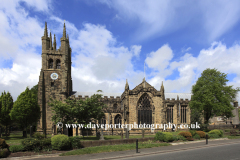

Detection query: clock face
(50, 73), (58, 80)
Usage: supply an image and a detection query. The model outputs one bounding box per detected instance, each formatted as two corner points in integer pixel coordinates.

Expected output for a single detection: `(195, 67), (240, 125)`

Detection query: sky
(1, 0), (240, 102)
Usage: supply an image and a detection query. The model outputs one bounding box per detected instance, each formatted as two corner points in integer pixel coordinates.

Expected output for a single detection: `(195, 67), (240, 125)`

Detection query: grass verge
(60, 142), (170, 156)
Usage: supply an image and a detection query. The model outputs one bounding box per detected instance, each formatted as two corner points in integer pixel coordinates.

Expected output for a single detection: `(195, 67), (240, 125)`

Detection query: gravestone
(100, 128), (105, 140)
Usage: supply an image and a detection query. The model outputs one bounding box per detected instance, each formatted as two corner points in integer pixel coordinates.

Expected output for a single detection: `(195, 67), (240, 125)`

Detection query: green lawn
(1, 132), (51, 145)
(60, 142), (170, 156)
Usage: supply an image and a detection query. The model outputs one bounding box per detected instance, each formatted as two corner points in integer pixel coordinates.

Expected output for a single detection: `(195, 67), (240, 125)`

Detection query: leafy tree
(0, 91), (13, 136)
(50, 91), (106, 132)
(10, 87), (41, 137)
(189, 68), (240, 124)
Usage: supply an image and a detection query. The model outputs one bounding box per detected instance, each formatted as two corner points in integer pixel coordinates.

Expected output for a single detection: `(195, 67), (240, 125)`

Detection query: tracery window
(56, 59), (61, 69)
(48, 59), (53, 69)
(181, 105), (187, 123)
(100, 116), (106, 125)
(114, 114), (122, 128)
(167, 105), (174, 123)
(138, 93), (152, 125)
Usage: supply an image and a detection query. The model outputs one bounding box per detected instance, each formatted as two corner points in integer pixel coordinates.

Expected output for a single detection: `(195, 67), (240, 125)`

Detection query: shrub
(163, 132), (174, 142)
(173, 135), (178, 141)
(196, 131), (206, 138)
(187, 137), (194, 141)
(9, 145), (25, 153)
(219, 130), (224, 137)
(230, 130), (237, 136)
(154, 132), (164, 142)
(208, 133), (220, 138)
(177, 135), (187, 141)
(32, 132), (45, 139)
(69, 136), (82, 149)
(178, 131), (192, 138)
(40, 138), (51, 149)
(225, 129), (231, 132)
(189, 130), (196, 136)
(51, 135), (71, 150)
(209, 129), (221, 137)
(193, 134), (200, 140)
(0, 138), (9, 151)
(0, 148), (10, 158)
(21, 138), (41, 151)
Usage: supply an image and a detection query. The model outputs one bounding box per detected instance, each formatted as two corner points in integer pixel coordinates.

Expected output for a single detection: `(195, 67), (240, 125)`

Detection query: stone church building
(37, 22), (192, 135)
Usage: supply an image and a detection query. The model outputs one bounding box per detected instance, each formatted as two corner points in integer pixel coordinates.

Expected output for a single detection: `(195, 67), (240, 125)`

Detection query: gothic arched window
(100, 116), (106, 125)
(56, 59), (61, 69)
(114, 114), (122, 128)
(48, 59), (53, 69)
(138, 93), (152, 125)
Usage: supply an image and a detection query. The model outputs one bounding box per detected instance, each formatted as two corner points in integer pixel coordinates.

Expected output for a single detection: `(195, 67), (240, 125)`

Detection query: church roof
(72, 91), (192, 100)
(72, 92), (122, 98)
(165, 93), (192, 100)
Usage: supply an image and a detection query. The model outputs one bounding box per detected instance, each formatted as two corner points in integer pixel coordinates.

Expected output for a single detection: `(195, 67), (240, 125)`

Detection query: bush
(178, 131), (192, 138)
(0, 148), (10, 158)
(172, 135), (187, 141)
(193, 134), (200, 140)
(187, 137), (194, 141)
(69, 136), (82, 149)
(40, 138), (51, 149)
(209, 129), (222, 137)
(219, 130), (224, 137)
(51, 135), (71, 150)
(163, 132), (174, 142)
(154, 132), (164, 142)
(196, 131), (206, 138)
(189, 130), (196, 136)
(9, 145), (25, 153)
(225, 129), (231, 132)
(21, 138), (41, 151)
(32, 132), (45, 139)
(0, 138), (9, 151)
(230, 129), (238, 136)
(177, 135), (187, 141)
(208, 133), (220, 138)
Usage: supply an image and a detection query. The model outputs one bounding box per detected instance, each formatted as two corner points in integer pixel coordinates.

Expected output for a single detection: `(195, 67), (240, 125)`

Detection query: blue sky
(1, 0), (240, 102)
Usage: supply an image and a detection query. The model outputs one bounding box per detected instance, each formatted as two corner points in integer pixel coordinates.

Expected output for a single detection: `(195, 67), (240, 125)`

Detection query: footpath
(5, 138), (240, 160)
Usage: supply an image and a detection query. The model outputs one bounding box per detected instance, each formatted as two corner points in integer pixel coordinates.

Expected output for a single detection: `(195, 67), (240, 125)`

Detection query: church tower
(37, 22), (72, 134)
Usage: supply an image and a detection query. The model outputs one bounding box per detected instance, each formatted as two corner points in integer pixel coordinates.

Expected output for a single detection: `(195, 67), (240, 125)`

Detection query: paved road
(122, 142), (240, 160)
(7, 138), (240, 160)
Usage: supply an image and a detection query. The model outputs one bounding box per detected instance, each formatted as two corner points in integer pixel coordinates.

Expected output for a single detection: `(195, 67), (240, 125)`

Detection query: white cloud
(100, 0), (240, 42)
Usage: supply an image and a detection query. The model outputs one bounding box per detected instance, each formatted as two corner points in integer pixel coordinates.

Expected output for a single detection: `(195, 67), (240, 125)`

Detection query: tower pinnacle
(49, 31), (52, 50)
(53, 34), (56, 50)
(44, 22), (48, 37)
(62, 22), (66, 38)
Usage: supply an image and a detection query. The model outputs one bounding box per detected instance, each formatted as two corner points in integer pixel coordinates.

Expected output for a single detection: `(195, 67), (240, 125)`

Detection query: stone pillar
(142, 129), (144, 138)
(125, 126), (129, 139)
(100, 128), (104, 140)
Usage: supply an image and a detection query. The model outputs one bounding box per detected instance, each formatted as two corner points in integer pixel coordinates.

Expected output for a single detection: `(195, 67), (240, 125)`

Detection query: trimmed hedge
(154, 132), (164, 142)
(178, 131), (192, 138)
(51, 135), (71, 150)
(208, 133), (220, 138)
(21, 138), (41, 151)
(154, 132), (174, 142)
(209, 129), (222, 137)
(69, 136), (82, 149)
(196, 131), (206, 138)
